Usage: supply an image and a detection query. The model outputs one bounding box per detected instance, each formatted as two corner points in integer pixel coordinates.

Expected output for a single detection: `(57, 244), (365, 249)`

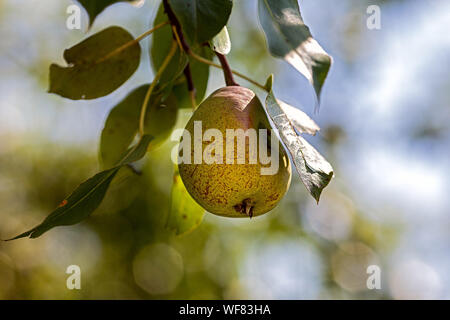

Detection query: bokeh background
(0, 0), (449, 299)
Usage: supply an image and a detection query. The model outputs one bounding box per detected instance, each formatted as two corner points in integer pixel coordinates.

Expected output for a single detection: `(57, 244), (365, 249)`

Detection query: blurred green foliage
(2, 0), (443, 300)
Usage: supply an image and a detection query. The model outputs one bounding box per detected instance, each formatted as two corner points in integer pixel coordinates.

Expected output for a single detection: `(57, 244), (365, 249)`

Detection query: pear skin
(178, 86), (291, 218)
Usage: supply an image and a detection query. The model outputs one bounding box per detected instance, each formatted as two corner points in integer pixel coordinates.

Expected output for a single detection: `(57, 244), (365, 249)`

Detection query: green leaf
(169, 0), (233, 45)
(150, 3), (188, 94)
(172, 45), (213, 108)
(119, 134), (153, 164)
(263, 75), (319, 135)
(77, 0), (143, 27)
(277, 99), (320, 135)
(258, 0), (332, 100)
(210, 26), (231, 55)
(100, 85), (178, 169)
(7, 136), (152, 240)
(8, 168), (120, 240)
(264, 74), (274, 91)
(49, 26), (141, 100)
(265, 91), (333, 202)
(166, 168), (205, 236)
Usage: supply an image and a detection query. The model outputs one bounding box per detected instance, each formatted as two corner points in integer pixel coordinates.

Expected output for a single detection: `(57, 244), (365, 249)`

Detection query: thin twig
(189, 51), (268, 91)
(139, 41), (178, 136)
(97, 21), (169, 63)
(172, 25), (184, 52)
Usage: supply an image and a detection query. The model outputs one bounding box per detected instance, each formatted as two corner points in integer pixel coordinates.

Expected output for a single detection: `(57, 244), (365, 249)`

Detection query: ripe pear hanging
(178, 86), (291, 218)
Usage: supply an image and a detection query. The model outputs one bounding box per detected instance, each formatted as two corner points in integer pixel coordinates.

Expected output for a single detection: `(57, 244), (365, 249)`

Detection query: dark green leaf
(258, 0), (331, 100)
(7, 168), (119, 240)
(166, 168), (205, 236)
(7, 136), (152, 240)
(100, 85), (178, 168)
(77, 0), (143, 27)
(151, 4), (188, 93)
(169, 0), (233, 45)
(210, 26), (231, 55)
(49, 26), (141, 100)
(265, 91), (333, 202)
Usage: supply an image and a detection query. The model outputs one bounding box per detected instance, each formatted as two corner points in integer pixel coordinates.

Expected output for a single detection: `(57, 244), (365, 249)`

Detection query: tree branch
(183, 64), (195, 92)
(163, 0), (190, 53)
(183, 63), (197, 109)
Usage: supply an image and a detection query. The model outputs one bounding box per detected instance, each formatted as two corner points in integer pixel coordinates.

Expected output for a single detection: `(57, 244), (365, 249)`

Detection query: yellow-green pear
(178, 86), (291, 218)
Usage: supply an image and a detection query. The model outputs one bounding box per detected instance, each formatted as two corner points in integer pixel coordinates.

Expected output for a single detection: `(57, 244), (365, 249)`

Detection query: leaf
(277, 100), (320, 135)
(49, 26), (141, 100)
(169, 0), (233, 45)
(119, 134), (153, 164)
(100, 85), (178, 169)
(7, 136), (152, 240)
(166, 168), (205, 236)
(265, 91), (333, 202)
(210, 26), (231, 55)
(264, 73), (274, 91)
(258, 0), (332, 100)
(77, 0), (144, 27)
(263, 75), (319, 135)
(172, 45), (213, 108)
(151, 3), (188, 94)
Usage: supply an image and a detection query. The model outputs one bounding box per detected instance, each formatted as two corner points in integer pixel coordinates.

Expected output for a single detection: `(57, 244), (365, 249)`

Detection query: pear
(178, 86), (291, 218)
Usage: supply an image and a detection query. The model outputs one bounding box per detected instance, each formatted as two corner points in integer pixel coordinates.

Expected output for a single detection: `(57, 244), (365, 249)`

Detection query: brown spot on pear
(178, 86), (291, 218)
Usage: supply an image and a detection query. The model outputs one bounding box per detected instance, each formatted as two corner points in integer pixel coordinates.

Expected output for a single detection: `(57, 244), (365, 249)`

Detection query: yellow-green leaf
(166, 168), (205, 236)
(210, 26), (231, 55)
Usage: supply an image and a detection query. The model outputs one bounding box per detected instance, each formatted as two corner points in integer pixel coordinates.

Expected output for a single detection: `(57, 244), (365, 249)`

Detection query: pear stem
(216, 52), (239, 86)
